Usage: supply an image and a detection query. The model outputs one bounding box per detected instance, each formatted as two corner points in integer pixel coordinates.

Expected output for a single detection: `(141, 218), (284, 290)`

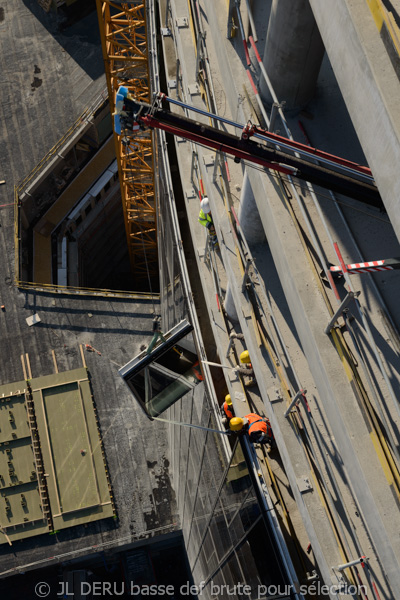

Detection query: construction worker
(230, 332), (245, 341)
(229, 413), (274, 447)
(232, 350), (256, 387)
(198, 197), (218, 245)
(221, 394), (235, 427)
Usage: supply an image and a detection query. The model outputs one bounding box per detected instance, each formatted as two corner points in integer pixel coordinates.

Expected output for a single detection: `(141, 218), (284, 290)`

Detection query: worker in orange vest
(229, 413), (274, 446)
(221, 394), (235, 427)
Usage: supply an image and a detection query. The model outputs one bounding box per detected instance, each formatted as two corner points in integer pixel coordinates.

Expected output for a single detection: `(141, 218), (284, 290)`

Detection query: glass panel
(238, 523), (288, 590)
(234, 541), (261, 598)
(220, 554), (248, 600)
(203, 530), (218, 573)
(211, 499), (230, 561)
(228, 491), (261, 547)
(119, 321), (204, 418)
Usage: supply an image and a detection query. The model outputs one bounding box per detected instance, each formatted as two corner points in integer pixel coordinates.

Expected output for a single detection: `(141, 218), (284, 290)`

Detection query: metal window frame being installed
(118, 319), (202, 419)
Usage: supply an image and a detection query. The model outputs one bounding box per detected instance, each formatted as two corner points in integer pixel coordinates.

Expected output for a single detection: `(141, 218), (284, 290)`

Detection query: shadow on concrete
(381, 0), (400, 28)
(22, 0), (104, 81)
(23, 289), (157, 311)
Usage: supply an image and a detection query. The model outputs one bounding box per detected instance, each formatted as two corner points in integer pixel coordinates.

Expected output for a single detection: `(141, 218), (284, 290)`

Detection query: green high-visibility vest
(198, 209), (213, 228)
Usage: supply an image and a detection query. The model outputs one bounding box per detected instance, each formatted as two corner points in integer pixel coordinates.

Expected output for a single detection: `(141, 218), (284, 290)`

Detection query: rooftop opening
(15, 100), (158, 296)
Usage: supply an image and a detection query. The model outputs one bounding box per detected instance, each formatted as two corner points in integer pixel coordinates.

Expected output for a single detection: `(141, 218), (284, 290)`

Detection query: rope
(153, 415), (230, 435)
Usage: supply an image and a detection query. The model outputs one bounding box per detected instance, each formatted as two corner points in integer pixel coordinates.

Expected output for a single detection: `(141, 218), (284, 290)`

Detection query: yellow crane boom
(96, 0), (158, 288)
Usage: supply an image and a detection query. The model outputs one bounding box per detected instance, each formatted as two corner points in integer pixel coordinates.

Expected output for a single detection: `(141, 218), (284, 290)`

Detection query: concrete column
(238, 171), (266, 243)
(260, 0), (325, 110)
(224, 283), (239, 322)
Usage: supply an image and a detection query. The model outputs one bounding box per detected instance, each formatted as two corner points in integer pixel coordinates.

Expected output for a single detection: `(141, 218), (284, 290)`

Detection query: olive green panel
(0, 368), (114, 544)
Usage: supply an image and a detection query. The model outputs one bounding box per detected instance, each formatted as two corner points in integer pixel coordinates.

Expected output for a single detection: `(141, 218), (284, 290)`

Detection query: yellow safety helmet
(225, 394), (232, 405)
(240, 350), (251, 364)
(229, 417), (244, 432)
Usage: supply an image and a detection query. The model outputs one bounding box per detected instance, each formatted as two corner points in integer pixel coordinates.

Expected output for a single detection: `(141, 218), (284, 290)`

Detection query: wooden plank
(79, 344), (87, 368)
(20, 355), (27, 380)
(51, 350), (58, 374)
(0, 527), (12, 546)
(25, 353), (32, 379)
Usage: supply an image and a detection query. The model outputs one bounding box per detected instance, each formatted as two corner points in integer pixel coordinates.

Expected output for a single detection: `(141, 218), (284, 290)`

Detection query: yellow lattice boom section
(96, 0), (158, 284)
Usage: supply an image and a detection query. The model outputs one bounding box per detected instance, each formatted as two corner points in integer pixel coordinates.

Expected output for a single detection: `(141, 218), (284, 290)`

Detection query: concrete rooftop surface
(0, 0), (178, 577)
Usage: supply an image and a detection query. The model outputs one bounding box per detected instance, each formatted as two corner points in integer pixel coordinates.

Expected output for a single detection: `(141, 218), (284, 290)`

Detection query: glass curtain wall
(156, 136), (292, 599)
(170, 399), (290, 599)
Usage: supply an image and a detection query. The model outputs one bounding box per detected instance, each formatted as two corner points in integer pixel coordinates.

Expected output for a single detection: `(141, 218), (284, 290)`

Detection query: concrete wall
(309, 0), (400, 245)
(260, 0), (324, 110)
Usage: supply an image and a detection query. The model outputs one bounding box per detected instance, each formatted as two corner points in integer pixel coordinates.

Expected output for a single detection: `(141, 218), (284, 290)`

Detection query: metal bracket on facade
(225, 337), (234, 358)
(167, 79), (177, 90)
(241, 305), (252, 321)
(284, 389), (307, 417)
(336, 556), (367, 572)
(268, 388), (283, 403)
(176, 17), (189, 28)
(160, 28), (172, 37)
(297, 476), (313, 494)
(324, 291), (360, 335)
(241, 259), (252, 292)
(203, 154), (215, 167)
(269, 101), (285, 132)
(185, 187), (196, 200)
(188, 83), (200, 97)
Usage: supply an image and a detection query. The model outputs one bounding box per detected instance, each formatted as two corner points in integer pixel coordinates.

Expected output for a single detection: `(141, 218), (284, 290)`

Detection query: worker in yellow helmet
(240, 350), (251, 365)
(232, 350), (256, 387)
(198, 197), (218, 246)
(221, 394), (235, 428)
(229, 413), (274, 447)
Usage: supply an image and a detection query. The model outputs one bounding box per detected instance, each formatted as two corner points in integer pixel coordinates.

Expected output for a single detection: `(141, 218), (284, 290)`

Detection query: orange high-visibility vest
(223, 402), (234, 419)
(191, 361), (204, 381)
(245, 413), (272, 438)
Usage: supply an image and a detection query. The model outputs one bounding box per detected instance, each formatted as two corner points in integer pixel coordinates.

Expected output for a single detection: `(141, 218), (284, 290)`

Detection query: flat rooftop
(0, 368), (114, 545)
(0, 2), (178, 576)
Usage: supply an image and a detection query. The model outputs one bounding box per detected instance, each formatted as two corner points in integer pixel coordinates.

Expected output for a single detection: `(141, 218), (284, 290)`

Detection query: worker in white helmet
(198, 197), (218, 245)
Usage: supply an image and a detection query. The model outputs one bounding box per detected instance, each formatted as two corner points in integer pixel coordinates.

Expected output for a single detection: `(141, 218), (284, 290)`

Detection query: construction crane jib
(115, 87), (382, 208)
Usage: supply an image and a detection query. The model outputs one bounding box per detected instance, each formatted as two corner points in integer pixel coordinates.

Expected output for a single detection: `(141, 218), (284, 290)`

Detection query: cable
(153, 415), (230, 435)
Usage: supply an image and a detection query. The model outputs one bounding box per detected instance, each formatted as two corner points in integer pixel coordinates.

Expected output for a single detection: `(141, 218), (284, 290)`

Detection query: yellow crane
(96, 0), (157, 288)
